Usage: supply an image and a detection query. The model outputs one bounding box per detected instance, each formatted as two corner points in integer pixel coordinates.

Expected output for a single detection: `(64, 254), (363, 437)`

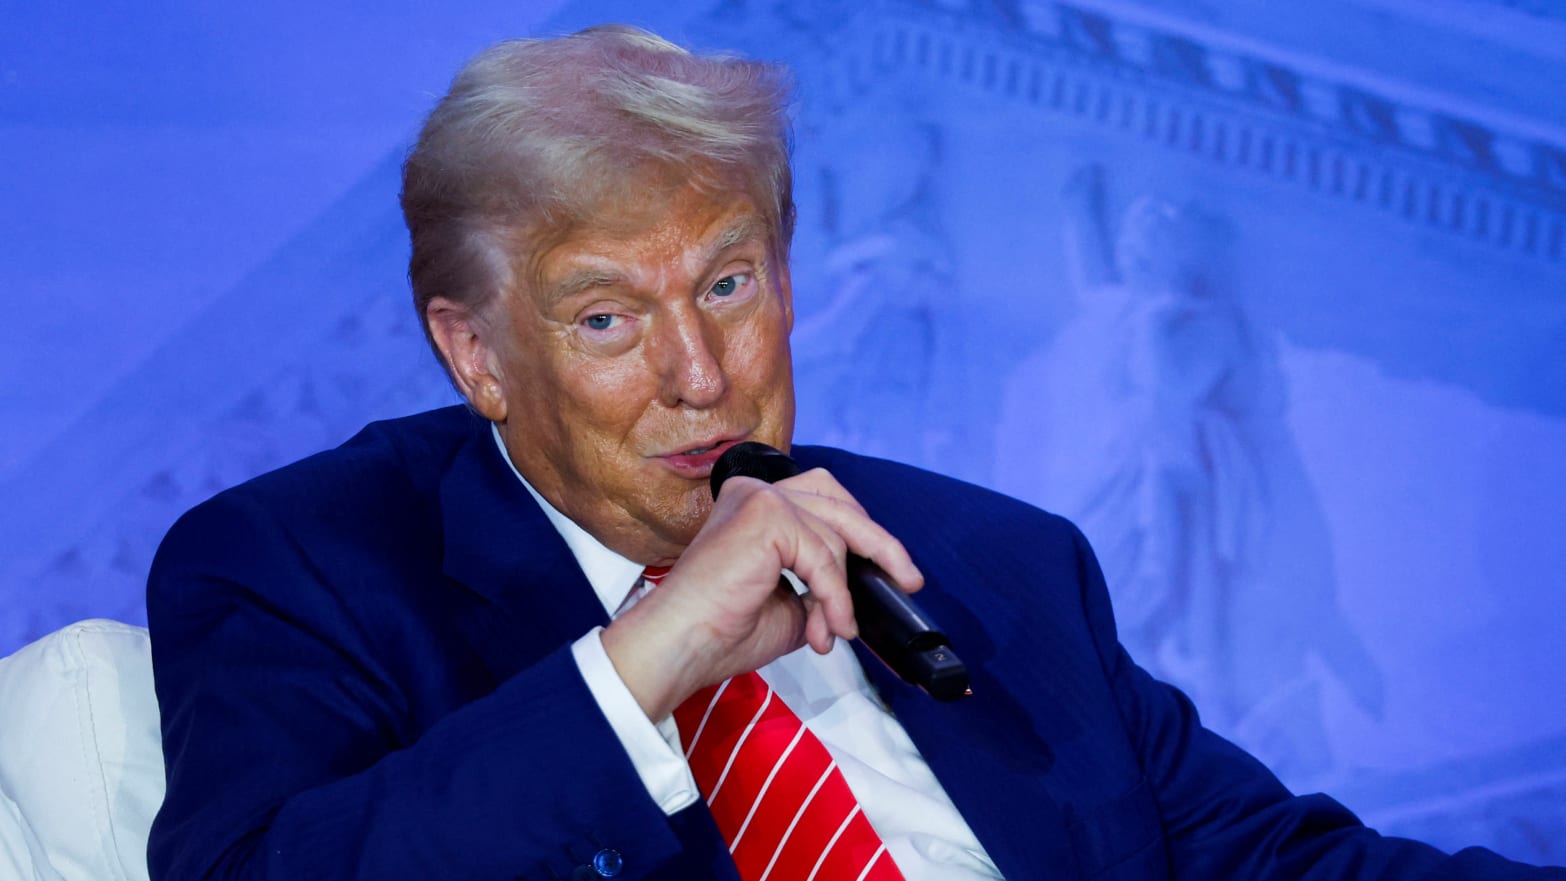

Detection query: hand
(599, 468), (923, 721)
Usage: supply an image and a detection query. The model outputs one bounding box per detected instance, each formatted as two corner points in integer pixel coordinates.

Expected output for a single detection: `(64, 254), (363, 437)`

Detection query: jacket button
(591, 848), (624, 877)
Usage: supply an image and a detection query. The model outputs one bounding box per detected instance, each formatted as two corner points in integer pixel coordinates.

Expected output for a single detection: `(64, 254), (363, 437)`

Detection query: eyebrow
(544, 267), (625, 306)
(541, 212), (769, 306)
(706, 214), (766, 260)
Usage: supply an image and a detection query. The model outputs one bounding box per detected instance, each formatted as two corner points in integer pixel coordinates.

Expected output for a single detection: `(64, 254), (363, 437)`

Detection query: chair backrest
(0, 620), (164, 881)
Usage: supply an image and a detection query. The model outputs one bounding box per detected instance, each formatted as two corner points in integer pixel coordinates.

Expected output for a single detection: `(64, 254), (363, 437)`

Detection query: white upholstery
(0, 620), (164, 881)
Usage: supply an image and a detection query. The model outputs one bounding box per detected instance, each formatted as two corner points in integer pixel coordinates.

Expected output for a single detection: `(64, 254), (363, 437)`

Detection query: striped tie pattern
(643, 567), (905, 881)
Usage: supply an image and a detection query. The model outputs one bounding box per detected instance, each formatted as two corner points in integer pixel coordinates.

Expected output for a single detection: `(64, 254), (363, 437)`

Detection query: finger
(783, 520), (859, 642)
(800, 593), (833, 654)
(775, 468), (869, 517)
(779, 487), (924, 595)
(766, 583), (812, 653)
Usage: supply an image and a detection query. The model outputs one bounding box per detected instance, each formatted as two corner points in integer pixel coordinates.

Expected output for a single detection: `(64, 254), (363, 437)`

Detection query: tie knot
(642, 565), (672, 585)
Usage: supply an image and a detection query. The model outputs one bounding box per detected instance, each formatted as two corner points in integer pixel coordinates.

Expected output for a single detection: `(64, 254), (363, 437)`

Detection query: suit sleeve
(146, 491), (685, 881)
(1065, 523), (1564, 880)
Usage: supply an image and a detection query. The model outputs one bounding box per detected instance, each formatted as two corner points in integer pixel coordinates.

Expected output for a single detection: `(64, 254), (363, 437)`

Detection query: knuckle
(735, 481), (787, 516)
(800, 466), (835, 483)
(813, 528), (849, 565)
(794, 467), (847, 495)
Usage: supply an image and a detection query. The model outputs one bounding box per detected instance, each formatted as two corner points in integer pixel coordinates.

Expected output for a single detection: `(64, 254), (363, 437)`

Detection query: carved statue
(998, 163), (1386, 785)
(793, 117), (951, 468)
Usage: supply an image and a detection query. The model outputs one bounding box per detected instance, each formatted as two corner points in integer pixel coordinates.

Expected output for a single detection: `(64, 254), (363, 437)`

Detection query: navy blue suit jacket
(146, 406), (1556, 880)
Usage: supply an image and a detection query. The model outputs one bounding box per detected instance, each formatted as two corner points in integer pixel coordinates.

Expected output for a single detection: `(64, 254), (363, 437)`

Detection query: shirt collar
(491, 424), (646, 617)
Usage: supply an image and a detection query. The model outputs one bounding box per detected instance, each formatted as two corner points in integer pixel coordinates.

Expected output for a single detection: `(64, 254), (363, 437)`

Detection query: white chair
(0, 620), (164, 881)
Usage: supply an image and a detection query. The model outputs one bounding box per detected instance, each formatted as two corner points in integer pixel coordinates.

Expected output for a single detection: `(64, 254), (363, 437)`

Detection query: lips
(656, 436), (744, 478)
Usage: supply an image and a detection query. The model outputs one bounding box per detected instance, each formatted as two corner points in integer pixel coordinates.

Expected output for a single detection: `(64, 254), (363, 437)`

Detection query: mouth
(676, 441), (723, 456)
(655, 436), (746, 478)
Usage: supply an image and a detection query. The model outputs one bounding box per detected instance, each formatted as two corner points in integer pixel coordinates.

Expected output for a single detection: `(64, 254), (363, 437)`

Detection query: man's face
(471, 182), (795, 563)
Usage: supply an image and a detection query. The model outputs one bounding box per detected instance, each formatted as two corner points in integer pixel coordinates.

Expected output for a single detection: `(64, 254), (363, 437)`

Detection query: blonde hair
(401, 25), (795, 357)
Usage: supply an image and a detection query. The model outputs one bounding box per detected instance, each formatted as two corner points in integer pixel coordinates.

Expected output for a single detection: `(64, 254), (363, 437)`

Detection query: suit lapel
(849, 560), (1083, 881)
(437, 418), (609, 682)
(434, 420), (740, 880)
(789, 447), (1078, 876)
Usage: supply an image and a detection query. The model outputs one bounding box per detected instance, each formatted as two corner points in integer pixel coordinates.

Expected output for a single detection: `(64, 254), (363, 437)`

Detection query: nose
(652, 305), (728, 409)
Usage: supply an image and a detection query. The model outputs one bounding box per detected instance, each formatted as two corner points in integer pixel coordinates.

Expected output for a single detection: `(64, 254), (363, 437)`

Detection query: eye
(709, 273), (752, 298)
(582, 313), (618, 331)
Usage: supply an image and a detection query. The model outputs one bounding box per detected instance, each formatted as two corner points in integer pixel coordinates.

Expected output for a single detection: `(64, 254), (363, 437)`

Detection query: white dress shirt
(494, 428), (1002, 880)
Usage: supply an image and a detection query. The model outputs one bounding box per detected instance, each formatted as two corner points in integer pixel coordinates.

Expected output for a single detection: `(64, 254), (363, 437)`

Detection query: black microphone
(711, 442), (970, 702)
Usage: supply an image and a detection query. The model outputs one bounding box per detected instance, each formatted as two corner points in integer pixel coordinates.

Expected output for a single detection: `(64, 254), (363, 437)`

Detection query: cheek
(555, 355), (659, 437)
(728, 307), (791, 375)
(747, 326), (794, 401)
(728, 321), (795, 434)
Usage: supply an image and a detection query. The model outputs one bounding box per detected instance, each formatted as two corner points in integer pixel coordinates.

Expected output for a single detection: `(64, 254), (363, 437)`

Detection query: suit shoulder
(792, 445), (1083, 549)
(792, 447), (1106, 657)
(153, 406), (477, 576)
(213, 405), (469, 507)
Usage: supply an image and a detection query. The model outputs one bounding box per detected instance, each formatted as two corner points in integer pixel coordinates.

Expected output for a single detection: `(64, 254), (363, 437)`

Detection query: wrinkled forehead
(588, 159), (776, 236)
(515, 163), (783, 288)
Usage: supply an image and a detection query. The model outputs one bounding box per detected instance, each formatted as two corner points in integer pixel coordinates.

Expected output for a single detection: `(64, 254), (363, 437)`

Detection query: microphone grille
(710, 442), (802, 497)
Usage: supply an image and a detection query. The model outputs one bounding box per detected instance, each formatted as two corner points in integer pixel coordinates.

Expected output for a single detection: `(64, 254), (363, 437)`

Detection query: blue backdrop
(3, 0), (1564, 865)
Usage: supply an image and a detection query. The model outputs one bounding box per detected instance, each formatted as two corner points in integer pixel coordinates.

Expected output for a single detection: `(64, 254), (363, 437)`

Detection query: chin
(652, 485), (714, 548)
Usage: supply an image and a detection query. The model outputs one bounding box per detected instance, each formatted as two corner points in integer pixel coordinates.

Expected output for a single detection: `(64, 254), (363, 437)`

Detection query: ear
(426, 297), (509, 422)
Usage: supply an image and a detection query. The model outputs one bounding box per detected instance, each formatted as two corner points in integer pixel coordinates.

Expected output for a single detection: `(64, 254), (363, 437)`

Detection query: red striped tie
(643, 567), (905, 881)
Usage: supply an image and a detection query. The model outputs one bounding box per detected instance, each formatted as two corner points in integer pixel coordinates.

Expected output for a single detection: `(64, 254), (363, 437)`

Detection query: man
(146, 25), (1561, 881)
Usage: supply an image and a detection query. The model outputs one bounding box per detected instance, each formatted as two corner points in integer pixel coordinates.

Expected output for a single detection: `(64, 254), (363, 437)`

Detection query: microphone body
(711, 442), (970, 702)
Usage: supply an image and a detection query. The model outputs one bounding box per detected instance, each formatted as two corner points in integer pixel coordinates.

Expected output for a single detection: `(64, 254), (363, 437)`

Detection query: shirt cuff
(571, 627), (700, 815)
